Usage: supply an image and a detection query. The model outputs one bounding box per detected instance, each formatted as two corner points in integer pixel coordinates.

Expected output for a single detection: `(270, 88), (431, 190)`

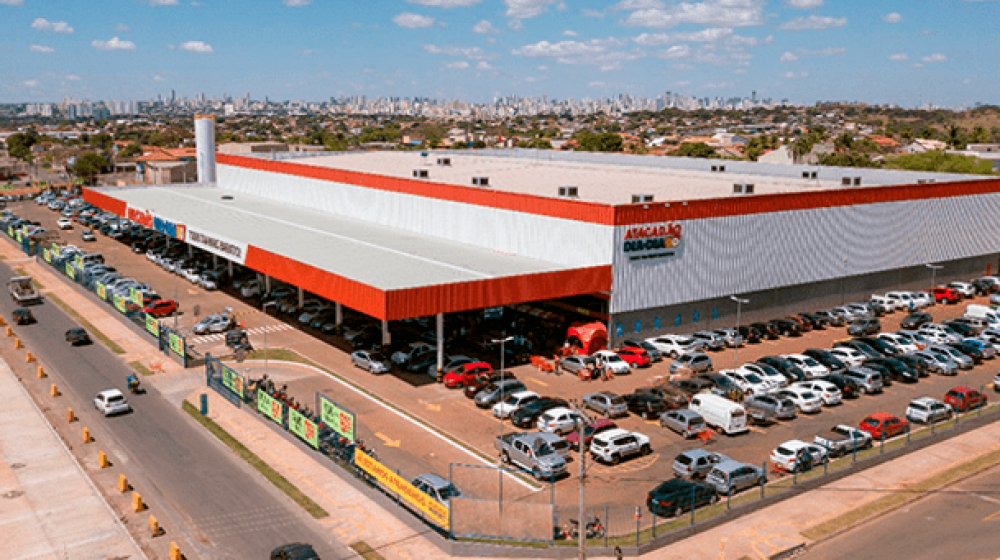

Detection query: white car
(911, 292), (935, 308)
(592, 350), (632, 375)
(720, 368), (770, 396)
(829, 347), (867, 367)
(770, 440), (829, 472)
(536, 407), (585, 435)
(492, 390), (540, 419)
(94, 389), (131, 416)
(589, 428), (652, 465)
(877, 332), (920, 354)
(737, 363), (787, 390)
(644, 334), (700, 358)
(917, 323), (961, 344)
(947, 281), (976, 298)
(776, 386), (823, 414)
(56, 217), (73, 229)
(905, 397), (953, 424)
(181, 267), (202, 283)
(782, 354), (830, 379)
(893, 330), (929, 350)
(193, 314), (234, 335)
(793, 380), (842, 406)
(884, 291), (915, 310)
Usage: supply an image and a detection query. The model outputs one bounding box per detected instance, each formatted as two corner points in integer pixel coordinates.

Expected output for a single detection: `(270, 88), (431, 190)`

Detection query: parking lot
(12, 196), (1000, 526)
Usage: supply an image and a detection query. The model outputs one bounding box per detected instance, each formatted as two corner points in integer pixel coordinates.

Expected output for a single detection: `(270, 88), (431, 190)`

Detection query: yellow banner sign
(354, 448), (449, 528)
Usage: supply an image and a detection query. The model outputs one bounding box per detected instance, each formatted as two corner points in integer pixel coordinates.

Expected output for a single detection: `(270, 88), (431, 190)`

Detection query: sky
(1, 0), (998, 107)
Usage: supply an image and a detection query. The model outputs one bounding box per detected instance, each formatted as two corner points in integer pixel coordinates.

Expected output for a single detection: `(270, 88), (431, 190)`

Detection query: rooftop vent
(412, 169), (429, 179)
(733, 183), (755, 194)
(917, 179), (936, 184)
(802, 171), (818, 179)
(631, 194), (654, 204)
(437, 157), (451, 166)
(221, 195), (234, 201)
(854, 177), (862, 186)
(558, 186), (579, 198)
(472, 176), (489, 187)
(842, 177), (852, 186)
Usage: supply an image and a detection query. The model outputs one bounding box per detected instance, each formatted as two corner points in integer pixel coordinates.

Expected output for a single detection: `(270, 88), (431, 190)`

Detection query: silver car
(712, 328), (744, 348)
(581, 391), (628, 418)
(350, 350), (390, 374)
(928, 345), (973, 370)
(913, 350), (958, 375)
(559, 355), (596, 374)
(669, 352), (713, 375)
(691, 331), (725, 351)
(706, 460), (766, 495)
(660, 409), (706, 438)
(193, 314), (234, 335)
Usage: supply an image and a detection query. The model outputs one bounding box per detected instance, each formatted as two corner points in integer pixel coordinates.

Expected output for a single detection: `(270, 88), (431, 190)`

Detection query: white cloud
(476, 61), (492, 70)
(783, 71), (807, 79)
(153, 74), (165, 82)
(31, 18), (74, 34)
(179, 40), (213, 53)
(779, 51), (798, 62)
(922, 53), (947, 62)
(888, 53), (908, 61)
(733, 68), (748, 74)
(633, 27), (733, 45)
(799, 46), (845, 56)
(675, 80), (691, 86)
(582, 9), (605, 18)
(622, 0), (765, 29)
(408, 0), (480, 6)
(298, 48), (314, 56)
(779, 15), (846, 30)
(65, 74), (80, 81)
(30, 44), (54, 53)
(23, 80), (38, 87)
(444, 60), (470, 69)
(505, 0), (561, 20)
(786, 0), (823, 9)
(116, 23), (131, 32)
(472, 19), (498, 34)
(657, 44), (690, 59)
(588, 80), (606, 87)
(536, 65), (548, 70)
(393, 12), (435, 28)
(614, 0), (663, 9)
(512, 37), (627, 58)
(423, 44), (487, 59)
(563, 29), (578, 36)
(283, 0), (313, 6)
(92, 36), (136, 51)
(882, 12), (901, 23)
(146, 0), (178, 5)
(1, 0), (25, 5)
(912, 63), (923, 68)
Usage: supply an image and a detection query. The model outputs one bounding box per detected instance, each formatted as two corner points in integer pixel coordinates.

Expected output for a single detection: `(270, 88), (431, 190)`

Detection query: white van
(688, 393), (748, 435)
(870, 295), (897, 313)
(965, 304), (1000, 327)
(885, 291), (915, 310)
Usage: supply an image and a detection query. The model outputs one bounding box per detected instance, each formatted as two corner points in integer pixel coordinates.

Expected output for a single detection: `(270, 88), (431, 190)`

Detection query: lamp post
(492, 335), (513, 540)
(730, 295), (748, 368)
(926, 263), (942, 294)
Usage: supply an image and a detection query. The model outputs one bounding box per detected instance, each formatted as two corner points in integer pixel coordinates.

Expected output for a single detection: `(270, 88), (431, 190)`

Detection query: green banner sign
(95, 282), (106, 300)
(129, 287), (141, 307)
(6, 226), (11, 237)
(113, 294), (127, 313)
(318, 394), (355, 444)
(51, 242), (58, 252)
(15, 232), (22, 243)
(43, 249), (51, 263)
(74, 255), (83, 268)
(222, 365), (244, 399)
(257, 389), (284, 426)
(65, 263), (75, 279)
(145, 314), (159, 337)
(168, 332), (184, 358)
(288, 408), (319, 449)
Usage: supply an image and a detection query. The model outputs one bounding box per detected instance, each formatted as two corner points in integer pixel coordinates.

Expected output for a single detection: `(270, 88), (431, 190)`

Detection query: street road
(805, 462), (1000, 559)
(0, 262), (352, 560)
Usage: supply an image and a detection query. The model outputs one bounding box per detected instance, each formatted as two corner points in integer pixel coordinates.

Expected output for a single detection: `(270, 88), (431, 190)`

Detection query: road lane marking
(525, 377), (548, 387)
(375, 432), (400, 447)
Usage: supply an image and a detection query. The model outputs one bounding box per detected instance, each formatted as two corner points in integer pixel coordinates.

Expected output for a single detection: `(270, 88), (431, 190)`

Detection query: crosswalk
(190, 323), (293, 345)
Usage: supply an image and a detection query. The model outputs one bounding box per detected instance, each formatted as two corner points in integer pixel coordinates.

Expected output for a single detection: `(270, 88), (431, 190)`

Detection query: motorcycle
(561, 516), (605, 540)
(127, 376), (141, 395)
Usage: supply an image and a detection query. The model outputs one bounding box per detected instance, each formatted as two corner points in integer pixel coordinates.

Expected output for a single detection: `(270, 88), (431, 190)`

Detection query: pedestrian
(553, 356), (562, 375)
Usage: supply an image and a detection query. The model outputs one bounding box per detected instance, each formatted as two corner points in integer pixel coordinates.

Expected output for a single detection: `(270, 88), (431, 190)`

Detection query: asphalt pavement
(0, 262), (354, 560)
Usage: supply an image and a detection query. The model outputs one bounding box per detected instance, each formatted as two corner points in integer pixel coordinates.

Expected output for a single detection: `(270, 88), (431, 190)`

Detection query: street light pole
(491, 335), (513, 540)
(729, 295), (749, 369)
(926, 263), (942, 293)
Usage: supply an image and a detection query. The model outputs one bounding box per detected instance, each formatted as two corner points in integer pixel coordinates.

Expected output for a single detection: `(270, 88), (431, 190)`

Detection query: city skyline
(2, 0), (998, 107)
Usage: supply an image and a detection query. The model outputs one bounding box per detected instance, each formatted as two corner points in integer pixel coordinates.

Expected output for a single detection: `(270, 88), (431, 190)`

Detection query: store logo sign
(186, 226), (247, 265)
(622, 222), (683, 262)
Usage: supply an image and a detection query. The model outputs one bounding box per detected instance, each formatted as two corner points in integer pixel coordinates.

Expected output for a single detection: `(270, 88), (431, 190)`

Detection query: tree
(72, 152), (108, 185)
(90, 132), (113, 151)
(885, 151), (995, 175)
(834, 132), (854, 152)
(669, 142), (717, 158)
(119, 142), (143, 158)
(574, 131), (623, 152)
(6, 131), (38, 162)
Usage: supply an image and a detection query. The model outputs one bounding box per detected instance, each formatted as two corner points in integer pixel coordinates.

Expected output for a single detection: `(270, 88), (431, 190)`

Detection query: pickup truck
(8, 276), (41, 305)
(495, 432), (568, 481)
(813, 425), (872, 457)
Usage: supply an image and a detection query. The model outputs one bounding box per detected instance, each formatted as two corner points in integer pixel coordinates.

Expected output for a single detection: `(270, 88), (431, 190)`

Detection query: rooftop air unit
(437, 157), (452, 166)
(412, 169), (429, 179)
(711, 165), (726, 173)
(631, 194), (654, 203)
(733, 183), (755, 194)
(558, 186), (579, 198)
(802, 171), (818, 179)
(472, 176), (489, 187)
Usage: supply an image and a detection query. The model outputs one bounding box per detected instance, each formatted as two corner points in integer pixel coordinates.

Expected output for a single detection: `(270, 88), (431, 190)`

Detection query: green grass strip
(129, 360), (154, 377)
(801, 446), (1000, 541)
(181, 400), (329, 519)
(46, 293), (125, 354)
(350, 541), (386, 560)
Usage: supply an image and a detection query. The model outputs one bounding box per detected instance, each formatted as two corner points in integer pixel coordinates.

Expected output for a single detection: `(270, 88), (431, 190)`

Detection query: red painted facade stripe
(82, 187), (128, 216)
(216, 153), (615, 226)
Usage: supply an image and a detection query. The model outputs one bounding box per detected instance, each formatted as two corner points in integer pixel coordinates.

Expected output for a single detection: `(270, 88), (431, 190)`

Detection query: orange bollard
(118, 473), (130, 493)
(14, 337), (22, 349)
(37, 365), (45, 378)
(25, 350), (33, 362)
(66, 407), (76, 423)
(6, 326), (12, 336)
(131, 491), (145, 512)
(169, 542), (182, 560)
(149, 514), (163, 537)
(98, 450), (109, 469)
(49, 383), (59, 397)
(0, 315), (6, 326)
(82, 427), (92, 443)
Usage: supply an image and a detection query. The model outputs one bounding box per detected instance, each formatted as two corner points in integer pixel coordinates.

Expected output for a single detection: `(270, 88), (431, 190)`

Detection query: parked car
(931, 286), (961, 304)
(858, 413), (909, 439)
(944, 386), (988, 412)
(743, 394), (797, 422)
(781, 354), (830, 379)
(634, 384), (690, 410)
(559, 355), (596, 375)
(949, 339), (992, 363)
(269, 543), (320, 560)
(350, 350), (391, 374)
(646, 479), (718, 518)
(582, 391), (629, 418)
(706, 460), (766, 495)
(866, 357), (919, 383)
(563, 419), (617, 450)
(814, 309), (845, 327)
(536, 407), (586, 435)
(793, 380), (842, 406)
(928, 344), (974, 370)
(754, 356), (805, 384)
(645, 335), (701, 358)
(492, 390), (540, 419)
(442, 362), (493, 388)
(900, 312), (933, 330)
(616, 347), (652, 368)
(589, 428), (651, 465)
(621, 339), (663, 362)
(819, 374), (861, 399)
(510, 398), (568, 429)
(906, 397), (953, 424)
(803, 348), (848, 375)
(659, 409), (706, 438)
(669, 352), (713, 375)
(918, 323), (962, 344)
(623, 392), (669, 419)
(81, 229), (96, 242)
(712, 328), (744, 347)
(750, 322), (779, 340)
(769, 318), (801, 337)
(475, 379), (527, 409)
(847, 317), (881, 336)
(690, 331), (724, 351)
(775, 386), (823, 414)
(192, 314), (234, 335)
(143, 299), (178, 317)
(769, 440), (828, 472)
(672, 449), (728, 479)
(739, 362), (790, 388)
(913, 349), (958, 375)
(411, 473), (462, 508)
(947, 281), (976, 298)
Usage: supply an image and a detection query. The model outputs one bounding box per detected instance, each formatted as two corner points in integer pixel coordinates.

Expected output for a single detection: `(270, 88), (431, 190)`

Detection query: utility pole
(577, 418), (586, 559)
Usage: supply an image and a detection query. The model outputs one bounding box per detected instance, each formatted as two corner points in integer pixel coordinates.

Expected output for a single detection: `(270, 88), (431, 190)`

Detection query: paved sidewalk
(0, 358), (146, 560)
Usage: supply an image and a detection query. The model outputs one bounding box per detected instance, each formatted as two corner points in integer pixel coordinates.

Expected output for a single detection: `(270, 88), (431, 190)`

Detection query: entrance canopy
(85, 185), (611, 321)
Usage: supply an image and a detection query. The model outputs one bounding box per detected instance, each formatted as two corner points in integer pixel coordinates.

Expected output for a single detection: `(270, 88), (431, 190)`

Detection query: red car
(616, 347), (651, 368)
(944, 386), (988, 412)
(144, 299), (178, 317)
(931, 286), (961, 304)
(563, 419), (617, 450)
(858, 413), (909, 440)
(443, 362), (494, 388)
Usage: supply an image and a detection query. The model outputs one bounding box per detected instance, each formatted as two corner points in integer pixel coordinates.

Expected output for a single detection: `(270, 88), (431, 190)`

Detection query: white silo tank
(194, 113), (217, 184)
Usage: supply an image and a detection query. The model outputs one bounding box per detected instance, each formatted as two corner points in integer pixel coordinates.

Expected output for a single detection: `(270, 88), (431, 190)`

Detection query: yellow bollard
(66, 407), (76, 423)
(37, 365), (45, 378)
(82, 427), (92, 443)
(149, 514), (163, 537)
(0, 315), (6, 326)
(25, 350), (33, 362)
(6, 326), (12, 336)
(169, 542), (182, 560)
(14, 337), (22, 349)
(98, 450), (110, 469)
(131, 491), (145, 512)
(49, 383), (59, 397)
(118, 473), (130, 493)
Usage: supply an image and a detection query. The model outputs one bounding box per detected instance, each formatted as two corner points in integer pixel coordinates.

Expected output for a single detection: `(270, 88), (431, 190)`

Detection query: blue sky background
(1, 0), (997, 107)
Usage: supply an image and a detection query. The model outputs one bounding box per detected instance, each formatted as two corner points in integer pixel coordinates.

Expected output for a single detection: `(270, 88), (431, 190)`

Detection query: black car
(799, 313), (828, 330)
(510, 397), (568, 429)
(866, 357), (918, 383)
(12, 307), (34, 325)
(944, 320), (978, 338)
(634, 385), (690, 410)
(621, 339), (664, 362)
(948, 340), (985, 364)
(971, 278), (994, 295)
(855, 336), (901, 357)
(750, 322), (779, 340)
(270, 543), (319, 560)
(768, 318), (801, 337)
(670, 377), (716, 398)
(623, 392), (668, 419)
(65, 327), (91, 345)
(646, 479), (718, 517)
(737, 325), (763, 344)
(819, 374), (860, 398)
(894, 353), (931, 377)
(900, 312), (933, 330)
(833, 339), (880, 360)
(862, 361), (893, 387)
(701, 373), (745, 401)
(803, 348), (847, 374)
(757, 356), (806, 382)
